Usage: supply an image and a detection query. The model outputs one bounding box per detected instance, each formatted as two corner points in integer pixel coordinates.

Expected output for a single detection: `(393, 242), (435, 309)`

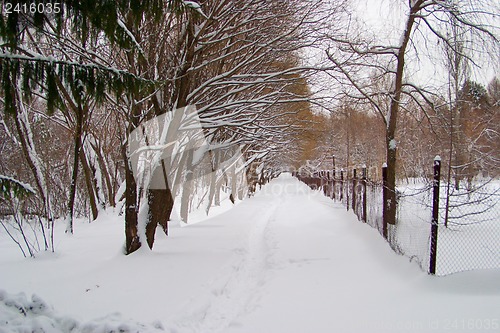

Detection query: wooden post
(382, 163), (388, 239)
(429, 156), (441, 275)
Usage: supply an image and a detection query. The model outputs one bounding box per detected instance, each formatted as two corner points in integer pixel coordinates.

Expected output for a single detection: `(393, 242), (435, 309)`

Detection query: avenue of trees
(0, 0), (336, 254)
(0, 0), (498, 256)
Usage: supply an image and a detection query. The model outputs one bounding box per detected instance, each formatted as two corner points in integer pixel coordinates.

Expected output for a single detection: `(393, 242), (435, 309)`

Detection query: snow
(1, 174), (499, 332)
(182, 1), (207, 19)
(117, 19), (145, 56)
(389, 179), (500, 275)
(389, 138), (397, 150)
(0, 175), (35, 195)
(0, 289), (165, 333)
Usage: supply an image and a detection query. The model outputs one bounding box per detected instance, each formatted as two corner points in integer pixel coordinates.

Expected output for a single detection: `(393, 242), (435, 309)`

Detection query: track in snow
(171, 193), (281, 333)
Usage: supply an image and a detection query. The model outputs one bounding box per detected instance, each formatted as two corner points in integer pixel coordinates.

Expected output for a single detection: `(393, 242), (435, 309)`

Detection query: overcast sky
(354, 0), (499, 88)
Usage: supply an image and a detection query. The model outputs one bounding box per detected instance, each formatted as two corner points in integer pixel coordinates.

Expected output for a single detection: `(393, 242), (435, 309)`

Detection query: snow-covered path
(174, 174), (499, 333)
(1, 174), (499, 333)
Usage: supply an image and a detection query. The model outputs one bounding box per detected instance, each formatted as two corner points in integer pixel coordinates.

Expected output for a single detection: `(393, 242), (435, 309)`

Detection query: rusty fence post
(332, 155), (336, 200)
(429, 156), (441, 275)
(362, 164), (367, 223)
(352, 168), (357, 213)
(332, 155), (336, 179)
(382, 163), (388, 239)
(341, 169), (345, 208)
(332, 174), (336, 201)
(321, 170), (329, 197)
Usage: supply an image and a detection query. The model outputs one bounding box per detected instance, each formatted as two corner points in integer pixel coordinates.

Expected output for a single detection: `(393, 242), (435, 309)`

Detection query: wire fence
(295, 159), (500, 276)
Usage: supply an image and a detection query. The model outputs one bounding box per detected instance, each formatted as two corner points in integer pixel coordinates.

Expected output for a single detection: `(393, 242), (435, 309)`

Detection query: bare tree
(0, 0), (188, 249)
(106, 0), (339, 253)
(325, 0), (499, 226)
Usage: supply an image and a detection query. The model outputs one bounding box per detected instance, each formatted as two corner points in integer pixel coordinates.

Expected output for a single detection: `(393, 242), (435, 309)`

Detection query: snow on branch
(0, 175), (36, 200)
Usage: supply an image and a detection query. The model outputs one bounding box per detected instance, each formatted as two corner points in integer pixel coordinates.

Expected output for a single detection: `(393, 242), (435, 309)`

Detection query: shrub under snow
(0, 290), (164, 333)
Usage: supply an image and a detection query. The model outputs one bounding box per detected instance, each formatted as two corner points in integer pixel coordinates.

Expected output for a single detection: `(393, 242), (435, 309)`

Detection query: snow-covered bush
(0, 176), (49, 258)
(0, 290), (165, 333)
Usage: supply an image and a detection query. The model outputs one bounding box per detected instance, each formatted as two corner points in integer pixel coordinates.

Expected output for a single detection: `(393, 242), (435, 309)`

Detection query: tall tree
(113, 0), (338, 253)
(326, 0), (499, 226)
(0, 0), (189, 241)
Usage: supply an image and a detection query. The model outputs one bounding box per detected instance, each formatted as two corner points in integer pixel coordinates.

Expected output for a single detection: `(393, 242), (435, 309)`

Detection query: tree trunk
(158, 185), (174, 236)
(146, 187), (174, 248)
(122, 141), (141, 254)
(453, 105), (464, 190)
(145, 157), (174, 247)
(12, 98), (51, 223)
(383, 2), (419, 226)
(230, 165), (237, 203)
(385, 135), (398, 226)
(91, 141), (116, 207)
(180, 148), (194, 223)
(66, 104), (84, 234)
(206, 150), (219, 212)
(79, 149), (99, 220)
(143, 13), (198, 248)
(215, 174), (223, 206)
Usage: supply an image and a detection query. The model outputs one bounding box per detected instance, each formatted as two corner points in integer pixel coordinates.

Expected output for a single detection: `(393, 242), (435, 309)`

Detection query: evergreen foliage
(0, 175), (35, 200)
(0, 0), (183, 114)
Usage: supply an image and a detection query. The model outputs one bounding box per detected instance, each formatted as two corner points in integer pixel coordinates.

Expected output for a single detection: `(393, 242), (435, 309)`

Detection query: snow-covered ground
(1, 174), (499, 332)
(393, 180), (500, 275)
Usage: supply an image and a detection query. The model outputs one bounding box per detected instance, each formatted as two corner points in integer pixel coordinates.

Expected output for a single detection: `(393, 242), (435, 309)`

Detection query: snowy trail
(171, 196), (279, 333)
(1, 174), (499, 333)
(169, 176), (324, 333)
(225, 176), (499, 333)
(170, 174), (500, 333)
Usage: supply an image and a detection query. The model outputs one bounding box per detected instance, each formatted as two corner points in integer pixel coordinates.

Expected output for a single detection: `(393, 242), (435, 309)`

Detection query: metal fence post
(429, 156), (441, 275)
(332, 155), (336, 200)
(323, 171), (328, 197)
(382, 163), (388, 239)
(352, 168), (357, 212)
(362, 165), (367, 223)
(332, 155), (336, 179)
(340, 169), (344, 203)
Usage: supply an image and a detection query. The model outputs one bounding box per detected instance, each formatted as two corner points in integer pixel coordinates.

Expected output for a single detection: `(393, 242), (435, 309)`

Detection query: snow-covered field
(1, 174), (499, 333)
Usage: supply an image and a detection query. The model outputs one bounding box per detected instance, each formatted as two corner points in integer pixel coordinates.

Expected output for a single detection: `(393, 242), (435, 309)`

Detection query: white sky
(354, 0), (499, 88)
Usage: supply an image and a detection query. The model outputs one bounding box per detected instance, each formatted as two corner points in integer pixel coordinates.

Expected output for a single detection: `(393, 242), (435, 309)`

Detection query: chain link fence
(295, 161), (500, 276)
